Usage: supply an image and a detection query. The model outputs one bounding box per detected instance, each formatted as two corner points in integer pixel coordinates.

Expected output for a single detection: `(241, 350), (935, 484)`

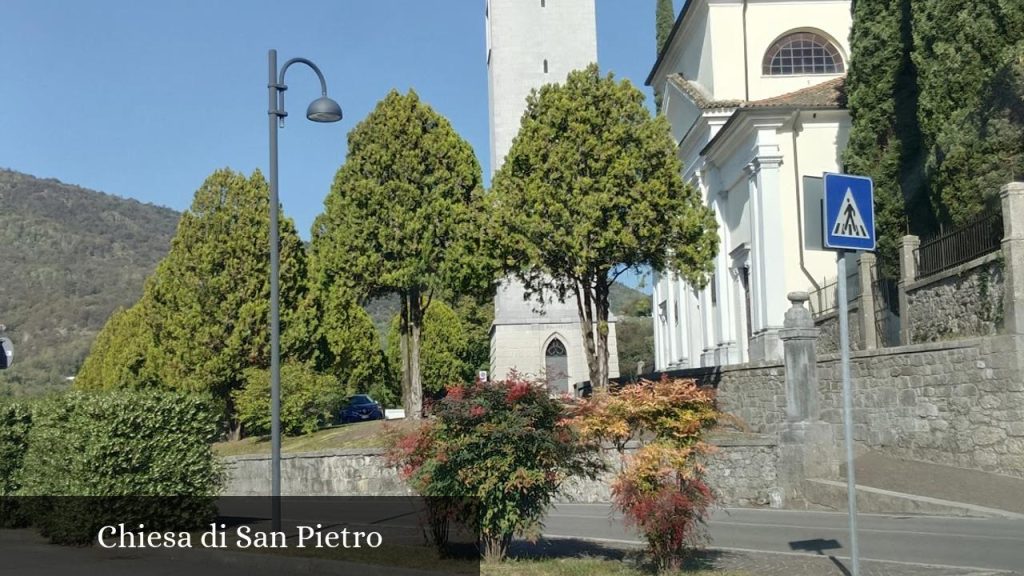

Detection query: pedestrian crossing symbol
(823, 172), (875, 251)
(832, 189), (869, 238)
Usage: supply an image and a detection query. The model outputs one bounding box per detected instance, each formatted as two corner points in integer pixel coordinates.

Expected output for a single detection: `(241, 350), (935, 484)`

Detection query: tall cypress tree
(843, 0), (936, 274)
(654, 0), (675, 111)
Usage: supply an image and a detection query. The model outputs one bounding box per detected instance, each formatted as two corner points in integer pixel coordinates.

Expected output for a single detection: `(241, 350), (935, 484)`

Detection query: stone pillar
(898, 235), (920, 345)
(1000, 183), (1024, 335)
(859, 253), (877, 350)
(777, 292), (837, 505)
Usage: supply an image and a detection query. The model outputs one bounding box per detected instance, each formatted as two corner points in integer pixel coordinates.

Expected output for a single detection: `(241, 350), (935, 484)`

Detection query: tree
(489, 65), (717, 389)
(74, 302), (161, 391)
(312, 90), (490, 420)
(144, 168), (310, 436)
(386, 300), (474, 398)
(654, 0), (676, 111)
(308, 279), (391, 402)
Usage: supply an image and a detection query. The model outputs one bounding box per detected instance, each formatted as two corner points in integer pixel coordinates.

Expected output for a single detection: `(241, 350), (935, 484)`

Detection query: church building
(649, 0), (852, 369)
(485, 0), (620, 392)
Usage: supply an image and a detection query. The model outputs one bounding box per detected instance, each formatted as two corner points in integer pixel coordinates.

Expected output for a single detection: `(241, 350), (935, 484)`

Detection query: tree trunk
(595, 274), (611, 389)
(408, 287), (424, 419)
(574, 280), (603, 389)
(400, 291), (413, 419)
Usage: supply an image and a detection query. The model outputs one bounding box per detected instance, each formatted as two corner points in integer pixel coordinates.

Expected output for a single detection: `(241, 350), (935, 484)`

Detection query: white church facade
(485, 0), (620, 391)
(650, 0), (853, 369)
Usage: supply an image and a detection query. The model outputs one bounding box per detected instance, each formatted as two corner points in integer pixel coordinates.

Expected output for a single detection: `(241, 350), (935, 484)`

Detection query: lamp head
(306, 96), (343, 123)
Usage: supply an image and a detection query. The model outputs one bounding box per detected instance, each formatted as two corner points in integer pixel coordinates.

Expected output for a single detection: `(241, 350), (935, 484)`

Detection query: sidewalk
(510, 537), (1022, 576)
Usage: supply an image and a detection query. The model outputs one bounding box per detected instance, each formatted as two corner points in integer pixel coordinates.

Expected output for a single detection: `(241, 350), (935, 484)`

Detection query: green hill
(0, 169), (180, 396)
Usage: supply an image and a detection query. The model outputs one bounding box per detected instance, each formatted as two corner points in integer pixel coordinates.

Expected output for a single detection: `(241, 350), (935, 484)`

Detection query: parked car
(339, 394), (384, 423)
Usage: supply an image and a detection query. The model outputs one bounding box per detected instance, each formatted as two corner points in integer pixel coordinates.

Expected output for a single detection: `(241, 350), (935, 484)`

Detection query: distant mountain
(0, 169), (180, 396)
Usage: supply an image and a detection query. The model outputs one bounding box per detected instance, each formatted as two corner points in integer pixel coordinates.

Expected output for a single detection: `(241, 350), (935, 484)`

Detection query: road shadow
(509, 537), (726, 573)
(790, 538), (851, 576)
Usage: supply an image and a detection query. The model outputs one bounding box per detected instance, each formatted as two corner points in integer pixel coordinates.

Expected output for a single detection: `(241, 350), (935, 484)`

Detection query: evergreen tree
(311, 90), (491, 419)
(489, 65), (717, 388)
(143, 168), (310, 435)
(75, 303), (161, 390)
(386, 300), (472, 399)
(654, 0), (676, 111)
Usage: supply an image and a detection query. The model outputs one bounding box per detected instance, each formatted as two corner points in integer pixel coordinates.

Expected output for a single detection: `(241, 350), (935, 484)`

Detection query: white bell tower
(485, 0), (619, 390)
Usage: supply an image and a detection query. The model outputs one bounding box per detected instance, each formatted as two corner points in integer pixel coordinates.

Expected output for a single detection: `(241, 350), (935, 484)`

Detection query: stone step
(803, 478), (1024, 519)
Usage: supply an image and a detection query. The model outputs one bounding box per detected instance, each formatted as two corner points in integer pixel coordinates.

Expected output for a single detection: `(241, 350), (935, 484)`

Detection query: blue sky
(3, 0), (661, 289)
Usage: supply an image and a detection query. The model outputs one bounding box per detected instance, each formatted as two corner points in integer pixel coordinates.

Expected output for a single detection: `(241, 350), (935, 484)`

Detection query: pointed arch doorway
(544, 337), (569, 395)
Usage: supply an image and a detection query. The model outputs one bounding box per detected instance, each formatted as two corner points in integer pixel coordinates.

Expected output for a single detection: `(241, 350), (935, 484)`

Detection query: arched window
(544, 337), (569, 395)
(763, 32), (844, 76)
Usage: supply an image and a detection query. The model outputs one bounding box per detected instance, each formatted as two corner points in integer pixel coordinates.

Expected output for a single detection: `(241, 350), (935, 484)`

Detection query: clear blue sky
(3, 0), (661, 289)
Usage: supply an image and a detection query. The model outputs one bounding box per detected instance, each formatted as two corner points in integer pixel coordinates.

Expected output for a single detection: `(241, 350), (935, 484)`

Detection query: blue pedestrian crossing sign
(824, 172), (875, 251)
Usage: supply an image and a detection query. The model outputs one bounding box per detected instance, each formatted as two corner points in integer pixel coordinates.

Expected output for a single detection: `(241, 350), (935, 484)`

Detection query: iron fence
(915, 209), (1003, 279)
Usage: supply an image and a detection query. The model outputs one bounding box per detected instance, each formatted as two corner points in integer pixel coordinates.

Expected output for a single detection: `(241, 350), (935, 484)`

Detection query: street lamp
(267, 49), (341, 531)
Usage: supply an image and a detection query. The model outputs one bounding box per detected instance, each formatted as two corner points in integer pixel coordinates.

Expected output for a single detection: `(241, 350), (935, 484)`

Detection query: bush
(16, 390), (222, 544)
(570, 378), (719, 571)
(0, 400), (32, 526)
(233, 362), (345, 437)
(387, 375), (604, 561)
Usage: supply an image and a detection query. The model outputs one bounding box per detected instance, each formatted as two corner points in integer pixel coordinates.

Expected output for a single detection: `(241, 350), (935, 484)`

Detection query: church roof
(668, 74), (847, 111)
(745, 76), (847, 109)
(666, 75), (744, 110)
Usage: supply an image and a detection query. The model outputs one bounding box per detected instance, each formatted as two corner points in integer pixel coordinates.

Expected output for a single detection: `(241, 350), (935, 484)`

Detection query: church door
(544, 338), (569, 395)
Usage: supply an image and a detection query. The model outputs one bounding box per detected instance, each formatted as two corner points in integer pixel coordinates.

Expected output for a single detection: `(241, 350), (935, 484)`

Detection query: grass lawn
(481, 558), (748, 575)
(213, 419), (417, 457)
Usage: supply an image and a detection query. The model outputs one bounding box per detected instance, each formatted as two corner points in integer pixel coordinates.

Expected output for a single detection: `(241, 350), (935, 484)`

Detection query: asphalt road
(545, 503), (1024, 573)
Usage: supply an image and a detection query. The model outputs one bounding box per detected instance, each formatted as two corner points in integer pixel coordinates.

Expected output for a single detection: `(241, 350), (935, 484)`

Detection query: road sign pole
(836, 250), (860, 576)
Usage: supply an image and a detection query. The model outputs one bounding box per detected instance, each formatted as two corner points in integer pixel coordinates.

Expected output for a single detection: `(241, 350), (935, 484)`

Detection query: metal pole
(837, 250), (860, 576)
(267, 48), (282, 532)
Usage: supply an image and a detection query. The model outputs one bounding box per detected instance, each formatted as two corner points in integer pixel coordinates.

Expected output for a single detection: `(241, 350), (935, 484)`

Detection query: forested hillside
(0, 169), (179, 396)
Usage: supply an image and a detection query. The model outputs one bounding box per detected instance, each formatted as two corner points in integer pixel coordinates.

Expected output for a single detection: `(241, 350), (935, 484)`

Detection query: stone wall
(221, 437), (781, 507)
(668, 363), (787, 437)
(814, 305), (862, 355)
(906, 253), (1005, 343)
(815, 336), (1024, 478)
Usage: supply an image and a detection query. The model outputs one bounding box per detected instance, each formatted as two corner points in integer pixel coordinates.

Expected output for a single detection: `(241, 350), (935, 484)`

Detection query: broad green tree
(489, 65), (717, 389)
(312, 90), (489, 419)
(145, 168), (309, 436)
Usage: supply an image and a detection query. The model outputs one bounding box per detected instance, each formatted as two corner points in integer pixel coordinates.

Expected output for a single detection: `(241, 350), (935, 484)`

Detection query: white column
(674, 277), (689, 366)
(752, 147), (787, 330)
(652, 276), (663, 370)
(666, 273), (680, 366)
(712, 193), (735, 361)
(745, 164), (764, 334)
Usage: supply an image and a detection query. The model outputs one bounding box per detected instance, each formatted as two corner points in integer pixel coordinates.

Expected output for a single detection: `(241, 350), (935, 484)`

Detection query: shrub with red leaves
(386, 373), (604, 562)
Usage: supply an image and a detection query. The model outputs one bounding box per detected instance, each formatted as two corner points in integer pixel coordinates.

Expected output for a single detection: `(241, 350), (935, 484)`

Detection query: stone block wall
(221, 438), (781, 507)
(813, 336), (1024, 478)
(669, 364), (787, 436)
(814, 305), (862, 355)
(906, 253), (1005, 343)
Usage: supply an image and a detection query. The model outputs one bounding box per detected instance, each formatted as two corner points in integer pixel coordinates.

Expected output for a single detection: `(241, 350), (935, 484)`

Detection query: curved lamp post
(267, 49), (341, 530)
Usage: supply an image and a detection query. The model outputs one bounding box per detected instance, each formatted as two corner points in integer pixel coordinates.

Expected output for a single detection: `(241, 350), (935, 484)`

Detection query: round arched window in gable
(763, 32), (845, 76)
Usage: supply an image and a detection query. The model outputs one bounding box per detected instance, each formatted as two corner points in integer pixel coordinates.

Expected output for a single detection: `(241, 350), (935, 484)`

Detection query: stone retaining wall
(814, 305), (862, 355)
(674, 335), (1024, 480)
(221, 436), (781, 506)
(906, 253), (1005, 343)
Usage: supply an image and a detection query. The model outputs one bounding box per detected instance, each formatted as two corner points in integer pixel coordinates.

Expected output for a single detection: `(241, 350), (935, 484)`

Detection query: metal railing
(809, 277), (839, 316)
(915, 209), (1003, 279)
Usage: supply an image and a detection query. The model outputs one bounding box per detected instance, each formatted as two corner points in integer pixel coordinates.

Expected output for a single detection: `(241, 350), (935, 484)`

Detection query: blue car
(339, 394), (384, 423)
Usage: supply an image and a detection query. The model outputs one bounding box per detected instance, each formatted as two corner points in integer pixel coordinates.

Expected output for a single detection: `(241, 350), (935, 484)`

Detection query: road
(545, 503), (1024, 573)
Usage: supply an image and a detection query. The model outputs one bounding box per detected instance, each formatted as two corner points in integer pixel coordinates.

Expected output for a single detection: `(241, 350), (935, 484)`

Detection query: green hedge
(0, 399), (32, 526)
(15, 390), (223, 544)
